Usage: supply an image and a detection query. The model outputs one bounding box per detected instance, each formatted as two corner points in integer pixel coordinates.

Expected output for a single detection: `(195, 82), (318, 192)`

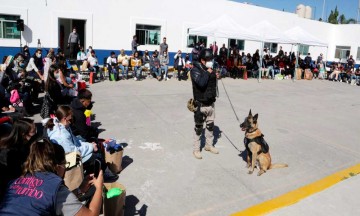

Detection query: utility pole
(322, 0), (326, 21)
(358, 0), (360, 23)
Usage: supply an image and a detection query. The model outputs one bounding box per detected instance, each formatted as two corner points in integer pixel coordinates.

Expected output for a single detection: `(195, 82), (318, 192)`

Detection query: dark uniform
(191, 49), (219, 158)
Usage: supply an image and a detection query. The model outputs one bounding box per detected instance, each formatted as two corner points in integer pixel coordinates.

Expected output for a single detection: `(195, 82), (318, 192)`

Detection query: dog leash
(220, 79), (241, 124)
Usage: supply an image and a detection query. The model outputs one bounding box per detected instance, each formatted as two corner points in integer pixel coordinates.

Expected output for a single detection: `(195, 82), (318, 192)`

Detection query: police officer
(191, 48), (219, 159)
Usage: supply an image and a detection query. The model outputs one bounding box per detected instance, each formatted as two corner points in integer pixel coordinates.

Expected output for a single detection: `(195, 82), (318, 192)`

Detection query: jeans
(134, 66), (142, 79)
(161, 65), (168, 78)
(119, 65), (129, 78)
(152, 67), (161, 77)
(107, 66), (118, 80)
(267, 66), (274, 78)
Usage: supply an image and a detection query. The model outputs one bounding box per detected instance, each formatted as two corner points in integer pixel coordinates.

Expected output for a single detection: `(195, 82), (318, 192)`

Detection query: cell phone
(94, 159), (101, 178)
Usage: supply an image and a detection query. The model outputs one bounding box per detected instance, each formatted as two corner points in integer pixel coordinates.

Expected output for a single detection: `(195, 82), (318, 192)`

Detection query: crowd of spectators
(0, 32), (359, 214)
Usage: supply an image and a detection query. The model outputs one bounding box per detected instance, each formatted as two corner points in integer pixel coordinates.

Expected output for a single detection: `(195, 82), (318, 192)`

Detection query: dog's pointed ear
(253, 113), (258, 122)
(248, 109), (252, 116)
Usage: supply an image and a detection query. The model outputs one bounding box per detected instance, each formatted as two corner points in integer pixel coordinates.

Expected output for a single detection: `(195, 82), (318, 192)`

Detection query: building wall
(0, 0), (359, 65)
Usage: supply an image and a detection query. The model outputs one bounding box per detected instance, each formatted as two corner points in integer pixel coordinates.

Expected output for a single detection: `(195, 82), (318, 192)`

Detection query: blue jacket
(47, 119), (93, 162)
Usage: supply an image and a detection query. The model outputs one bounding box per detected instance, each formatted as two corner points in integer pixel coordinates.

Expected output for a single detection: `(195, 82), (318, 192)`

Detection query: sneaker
(134, 77), (137, 81)
(193, 151), (202, 159)
(103, 167), (119, 183)
(204, 146), (219, 154)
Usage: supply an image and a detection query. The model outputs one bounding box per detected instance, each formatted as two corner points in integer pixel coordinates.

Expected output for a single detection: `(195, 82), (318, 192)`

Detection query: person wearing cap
(190, 48), (220, 159)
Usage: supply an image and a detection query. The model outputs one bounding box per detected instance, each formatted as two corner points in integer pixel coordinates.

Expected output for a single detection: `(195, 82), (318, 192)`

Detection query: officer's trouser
(193, 103), (215, 151)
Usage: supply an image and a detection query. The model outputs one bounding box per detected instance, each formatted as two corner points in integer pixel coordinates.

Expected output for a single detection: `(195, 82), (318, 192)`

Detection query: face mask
(73, 31), (76, 33)
(205, 61), (213, 69)
(36, 53), (41, 58)
(164, 54), (167, 57)
(19, 63), (25, 68)
(54, 73), (60, 79)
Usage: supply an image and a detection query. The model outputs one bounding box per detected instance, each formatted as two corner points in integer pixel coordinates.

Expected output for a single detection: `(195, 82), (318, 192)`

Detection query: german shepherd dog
(240, 110), (288, 176)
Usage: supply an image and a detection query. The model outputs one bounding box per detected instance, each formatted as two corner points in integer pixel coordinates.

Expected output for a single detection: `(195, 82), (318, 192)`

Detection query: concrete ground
(268, 174), (360, 216)
(34, 77), (360, 215)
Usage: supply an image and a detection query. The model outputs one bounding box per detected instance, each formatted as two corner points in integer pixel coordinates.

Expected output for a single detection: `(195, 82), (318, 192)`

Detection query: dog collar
(247, 128), (258, 134)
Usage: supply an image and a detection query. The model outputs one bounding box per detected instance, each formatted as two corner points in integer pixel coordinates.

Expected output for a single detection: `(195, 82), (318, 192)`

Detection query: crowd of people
(209, 43), (360, 84)
(0, 89), (119, 215)
(0, 31), (359, 214)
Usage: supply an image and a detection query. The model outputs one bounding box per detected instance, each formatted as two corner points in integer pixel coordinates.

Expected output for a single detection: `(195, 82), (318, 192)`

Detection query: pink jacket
(10, 89), (23, 107)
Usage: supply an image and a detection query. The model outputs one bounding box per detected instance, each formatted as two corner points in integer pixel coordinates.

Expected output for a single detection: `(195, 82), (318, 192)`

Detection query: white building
(0, 0), (359, 65)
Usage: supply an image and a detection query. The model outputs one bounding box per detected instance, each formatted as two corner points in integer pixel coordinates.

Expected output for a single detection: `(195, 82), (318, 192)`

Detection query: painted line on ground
(231, 163), (360, 216)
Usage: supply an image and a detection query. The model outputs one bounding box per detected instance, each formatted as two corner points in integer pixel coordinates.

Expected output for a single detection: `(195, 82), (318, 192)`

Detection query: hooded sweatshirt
(70, 98), (97, 141)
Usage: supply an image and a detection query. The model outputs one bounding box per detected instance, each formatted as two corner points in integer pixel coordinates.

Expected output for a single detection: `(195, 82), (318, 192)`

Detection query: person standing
(67, 27), (80, 60)
(26, 49), (44, 101)
(210, 41), (218, 57)
(190, 49), (219, 159)
(159, 37), (168, 56)
(131, 35), (140, 54)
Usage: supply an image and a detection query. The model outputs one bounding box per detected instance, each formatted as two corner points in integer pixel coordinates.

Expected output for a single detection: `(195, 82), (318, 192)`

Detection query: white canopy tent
(249, 21), (297, 81)
(188, 14), (259, 41)
(284, 26), (328, 80)
(284, 26), (328, 47)
(249, 20), (296, 44)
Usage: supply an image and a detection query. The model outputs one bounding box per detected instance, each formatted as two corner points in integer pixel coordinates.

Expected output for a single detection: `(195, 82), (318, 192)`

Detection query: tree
(327, 6), (355, 24)
(339, 14), (346, 24)
(327, 6), (339, 24)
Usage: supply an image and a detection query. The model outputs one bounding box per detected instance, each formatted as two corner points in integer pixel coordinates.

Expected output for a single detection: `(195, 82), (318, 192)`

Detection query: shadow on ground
(125, 195), (148, 216)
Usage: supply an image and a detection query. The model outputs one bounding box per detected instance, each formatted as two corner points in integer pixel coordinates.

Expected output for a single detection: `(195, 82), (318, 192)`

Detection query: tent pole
(259, 41), (263, 83)
(294, 44), (299, 82)
(325, 46), (329, 78)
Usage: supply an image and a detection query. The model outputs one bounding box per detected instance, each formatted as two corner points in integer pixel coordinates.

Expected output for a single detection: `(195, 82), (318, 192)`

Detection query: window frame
(0, 14), (21, 39)
(264, 42), (278, 54)
(298, 45), (309, 56)
(335, 46), (351, 60)
(186, 29), (207, 48)
(135, 24), (161, 45)
(228, 39), (245, 51)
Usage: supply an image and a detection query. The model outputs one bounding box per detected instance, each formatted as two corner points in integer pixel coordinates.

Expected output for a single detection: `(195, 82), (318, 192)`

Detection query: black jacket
(190, 62), (217, 105)
(70, 98), (97, 141)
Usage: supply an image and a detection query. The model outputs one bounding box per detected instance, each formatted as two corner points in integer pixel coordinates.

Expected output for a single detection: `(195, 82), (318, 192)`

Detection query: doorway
(59, 18), (86, 58)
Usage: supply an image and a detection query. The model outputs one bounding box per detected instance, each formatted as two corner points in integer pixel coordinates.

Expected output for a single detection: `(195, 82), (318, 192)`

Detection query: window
(135, 24), (161, 45)
(228, 39), (244, 50)
(187, 29), (207, 48)
(264, 42), (278, 53)
(298, 45), (309, 56)
(0, 14), (21, 39)
(335, 46), (351, 60)
(357, 47), (360, 60)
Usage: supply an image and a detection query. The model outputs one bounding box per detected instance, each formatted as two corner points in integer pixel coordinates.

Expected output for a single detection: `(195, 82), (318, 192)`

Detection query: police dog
(240, 110), (288, 176)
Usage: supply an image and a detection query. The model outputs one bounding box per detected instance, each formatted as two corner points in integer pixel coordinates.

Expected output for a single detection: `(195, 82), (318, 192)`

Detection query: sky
(233, 0), (359, 21)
